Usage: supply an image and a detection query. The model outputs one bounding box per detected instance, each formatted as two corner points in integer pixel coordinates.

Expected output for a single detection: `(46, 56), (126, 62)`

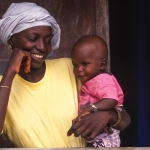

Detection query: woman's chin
(30, 61), (45, 70)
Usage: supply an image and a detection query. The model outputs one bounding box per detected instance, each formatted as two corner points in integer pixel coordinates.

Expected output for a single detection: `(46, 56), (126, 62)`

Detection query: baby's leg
(89, 139), (105, 147)
(86, 128), (120, 147)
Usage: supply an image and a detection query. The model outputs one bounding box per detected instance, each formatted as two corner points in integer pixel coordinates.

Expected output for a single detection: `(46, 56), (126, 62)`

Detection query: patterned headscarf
(0, 2), (61, 57)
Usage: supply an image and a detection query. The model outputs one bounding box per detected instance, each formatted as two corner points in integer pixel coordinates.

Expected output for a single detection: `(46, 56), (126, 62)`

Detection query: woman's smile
(31, 53), (44, 59)
(31, 53), (45, 60)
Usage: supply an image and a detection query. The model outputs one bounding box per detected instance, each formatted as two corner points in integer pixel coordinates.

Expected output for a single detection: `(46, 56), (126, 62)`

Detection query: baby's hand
(72, 109), (91, 125)
(78, 110), (90, 119)
(75, 110), (91, 122)
(72, 117), (78, 125)
(72, 105), (93, 126)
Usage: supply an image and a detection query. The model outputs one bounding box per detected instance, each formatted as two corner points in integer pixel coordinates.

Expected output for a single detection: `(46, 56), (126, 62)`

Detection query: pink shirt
(78, 73), (124, 112)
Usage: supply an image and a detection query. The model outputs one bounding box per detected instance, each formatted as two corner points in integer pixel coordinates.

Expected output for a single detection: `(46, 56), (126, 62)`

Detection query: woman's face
(10, 26), (52, 69)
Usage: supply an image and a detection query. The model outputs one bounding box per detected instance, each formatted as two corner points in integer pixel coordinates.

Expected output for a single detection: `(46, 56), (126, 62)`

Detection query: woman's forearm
(0, 68), (16, 133)
(115, 107), (131, 131)
(67, 106), (131, 140)
(109, 106), (131, 131)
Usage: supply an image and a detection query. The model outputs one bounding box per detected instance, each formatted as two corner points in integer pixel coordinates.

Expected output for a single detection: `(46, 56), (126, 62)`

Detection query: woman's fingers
(67, 115), (93, 137)
(74, 120), (91, 137)
(67, 111), (110, 140)
(23, 54), (31, 73)
(67, 121), (82, 137)
(83, 124), (101, 140)
(79, 115), (102, 139)
(9, 49), (31, 74)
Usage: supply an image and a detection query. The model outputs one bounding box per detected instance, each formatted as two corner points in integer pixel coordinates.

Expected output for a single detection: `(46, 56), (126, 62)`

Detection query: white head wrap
(0, 2), (61, 57)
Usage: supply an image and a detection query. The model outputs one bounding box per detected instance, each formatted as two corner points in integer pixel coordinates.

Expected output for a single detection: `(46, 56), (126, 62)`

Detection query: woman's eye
(45, 38), (51, 44)
(27, 37), (37, 42)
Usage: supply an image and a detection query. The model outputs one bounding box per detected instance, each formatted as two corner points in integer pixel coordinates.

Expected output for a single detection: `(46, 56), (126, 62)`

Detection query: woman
(0, 2), (131, 148)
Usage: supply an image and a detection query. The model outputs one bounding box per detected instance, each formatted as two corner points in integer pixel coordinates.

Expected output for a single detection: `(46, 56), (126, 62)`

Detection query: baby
(71, 35), (124, 147)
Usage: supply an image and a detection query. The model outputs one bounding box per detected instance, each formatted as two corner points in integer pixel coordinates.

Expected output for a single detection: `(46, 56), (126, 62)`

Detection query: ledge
(0, 148), (150, 150)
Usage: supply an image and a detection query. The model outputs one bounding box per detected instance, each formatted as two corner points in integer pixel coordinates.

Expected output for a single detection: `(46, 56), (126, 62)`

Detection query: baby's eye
(72, 63), (77, 67)
(82, 62), (88, 66)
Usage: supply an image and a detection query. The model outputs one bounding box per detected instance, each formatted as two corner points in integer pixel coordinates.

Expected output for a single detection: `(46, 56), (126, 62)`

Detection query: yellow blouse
(0, 58), (85, 148)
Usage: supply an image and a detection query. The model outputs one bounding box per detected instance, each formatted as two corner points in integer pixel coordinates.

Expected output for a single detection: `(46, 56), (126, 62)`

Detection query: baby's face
(71, 44), (101, 83)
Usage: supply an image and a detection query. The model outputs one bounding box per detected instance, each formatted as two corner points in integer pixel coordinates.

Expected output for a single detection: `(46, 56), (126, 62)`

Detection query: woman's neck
(18, 62), (46, 83)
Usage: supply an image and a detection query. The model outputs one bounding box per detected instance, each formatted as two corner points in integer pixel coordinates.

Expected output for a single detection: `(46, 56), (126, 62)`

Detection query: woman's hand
(67, 110), (111, 141)
(7, 48), (31, 74)
(67, 107), (131, 140)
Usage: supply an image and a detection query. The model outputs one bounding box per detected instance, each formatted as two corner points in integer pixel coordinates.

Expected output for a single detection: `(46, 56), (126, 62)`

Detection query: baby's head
(71, 35), (108, 83)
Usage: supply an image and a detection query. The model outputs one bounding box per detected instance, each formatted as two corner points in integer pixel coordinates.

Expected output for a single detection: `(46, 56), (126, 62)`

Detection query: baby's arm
(72, 98), (118, 124)
(92, 98), (118, 111)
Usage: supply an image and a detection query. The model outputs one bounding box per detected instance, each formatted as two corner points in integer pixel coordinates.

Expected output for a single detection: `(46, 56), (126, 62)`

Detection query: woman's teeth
(32, 54), (44, 58)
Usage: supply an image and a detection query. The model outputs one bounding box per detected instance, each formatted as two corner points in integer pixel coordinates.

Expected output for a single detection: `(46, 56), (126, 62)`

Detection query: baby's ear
(99, 59), (107, 70)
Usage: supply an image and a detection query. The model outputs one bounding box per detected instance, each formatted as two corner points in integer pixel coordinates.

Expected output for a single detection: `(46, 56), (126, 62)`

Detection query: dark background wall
(109, 0), (133, 147)
(109, 0), (150, 147)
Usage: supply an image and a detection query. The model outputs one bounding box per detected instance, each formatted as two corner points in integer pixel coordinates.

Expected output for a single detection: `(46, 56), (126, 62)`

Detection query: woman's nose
(36, 40), (46, 52)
